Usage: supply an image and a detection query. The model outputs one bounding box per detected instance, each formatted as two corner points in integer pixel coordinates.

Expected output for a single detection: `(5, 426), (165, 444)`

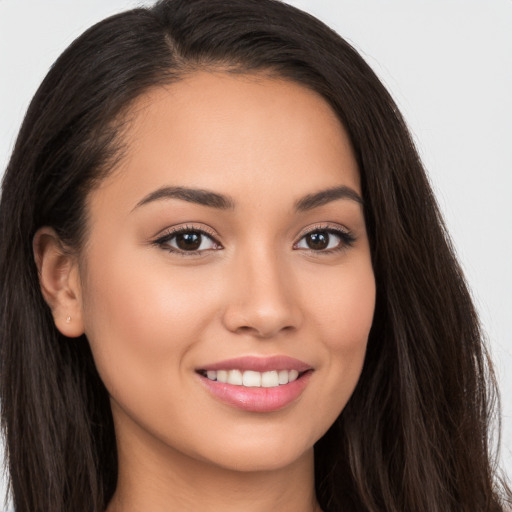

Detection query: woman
(0, 0), (509, 511)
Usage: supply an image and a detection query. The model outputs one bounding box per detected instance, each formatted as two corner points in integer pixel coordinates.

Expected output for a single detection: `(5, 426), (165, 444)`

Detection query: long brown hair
(0, 1), (509, 511)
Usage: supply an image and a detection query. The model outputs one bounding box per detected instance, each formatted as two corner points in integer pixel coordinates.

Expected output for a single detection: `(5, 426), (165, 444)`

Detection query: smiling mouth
(197, 369), (309, 388)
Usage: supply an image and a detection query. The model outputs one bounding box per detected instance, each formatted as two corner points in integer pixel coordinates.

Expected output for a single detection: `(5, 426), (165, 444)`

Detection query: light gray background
(1, 0), (511, 507)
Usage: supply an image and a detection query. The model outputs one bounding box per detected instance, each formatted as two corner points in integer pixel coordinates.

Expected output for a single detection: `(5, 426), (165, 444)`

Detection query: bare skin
(34, 72), (375, 511)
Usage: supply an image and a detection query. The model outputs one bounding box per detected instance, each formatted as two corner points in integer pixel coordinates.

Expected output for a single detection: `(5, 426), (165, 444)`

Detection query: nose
(221, 248), (303, 339)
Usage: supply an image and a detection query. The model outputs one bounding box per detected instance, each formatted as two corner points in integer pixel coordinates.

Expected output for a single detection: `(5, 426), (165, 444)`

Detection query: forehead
(92, 71), (360, 213)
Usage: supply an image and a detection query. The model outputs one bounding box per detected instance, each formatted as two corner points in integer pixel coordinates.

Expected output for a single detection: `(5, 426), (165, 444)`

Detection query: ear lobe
(33, 227), (85, 338)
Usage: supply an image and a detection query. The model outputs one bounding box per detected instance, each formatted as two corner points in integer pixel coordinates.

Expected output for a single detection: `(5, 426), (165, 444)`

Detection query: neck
(106, 415), (322, 512)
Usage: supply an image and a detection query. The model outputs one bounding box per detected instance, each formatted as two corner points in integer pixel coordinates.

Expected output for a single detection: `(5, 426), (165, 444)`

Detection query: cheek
(330, 276), (375, 354)
(79, 245), (217, 398)
(309, 255), (375, 350)
(333, 263), (374, 363)
(307, 257), (375, 417)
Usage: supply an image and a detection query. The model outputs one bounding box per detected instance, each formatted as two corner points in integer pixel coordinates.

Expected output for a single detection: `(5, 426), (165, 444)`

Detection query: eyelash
(153, 225), (221, 257)
(152, 224), (356, 256)
(294, 224), (356, 254)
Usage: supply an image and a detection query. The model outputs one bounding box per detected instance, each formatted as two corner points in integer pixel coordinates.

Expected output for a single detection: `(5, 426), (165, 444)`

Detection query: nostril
(233, 323), (297, 339)
(220, 289), (303, 338)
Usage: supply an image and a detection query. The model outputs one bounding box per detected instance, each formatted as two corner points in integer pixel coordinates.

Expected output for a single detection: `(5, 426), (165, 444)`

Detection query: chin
(205, 446), (313, 473)
(185, 424), (320, 473)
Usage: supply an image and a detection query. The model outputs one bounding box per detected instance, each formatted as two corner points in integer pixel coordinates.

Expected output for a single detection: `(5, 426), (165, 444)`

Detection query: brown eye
(305, 231), (330, 250)
(295, 228), (355, 252)
(175, 232), (202, 251)
(156, 228), (220, 253)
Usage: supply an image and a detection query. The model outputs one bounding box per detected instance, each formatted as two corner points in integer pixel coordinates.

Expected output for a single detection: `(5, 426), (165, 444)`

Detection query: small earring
(66, 315), (71, 323)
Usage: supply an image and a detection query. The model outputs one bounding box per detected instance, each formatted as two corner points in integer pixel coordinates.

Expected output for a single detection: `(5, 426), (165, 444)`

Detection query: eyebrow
(133, 184), (363, 212)
(134, 186), (235, 211)
(294, 185), (363, 211)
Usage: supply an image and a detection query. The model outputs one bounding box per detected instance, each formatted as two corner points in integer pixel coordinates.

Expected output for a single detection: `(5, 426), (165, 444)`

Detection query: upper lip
(198, 355), (312, 373)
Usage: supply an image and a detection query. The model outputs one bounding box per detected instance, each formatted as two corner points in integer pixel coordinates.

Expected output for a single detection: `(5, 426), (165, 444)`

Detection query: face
(78, 72), (375, 473)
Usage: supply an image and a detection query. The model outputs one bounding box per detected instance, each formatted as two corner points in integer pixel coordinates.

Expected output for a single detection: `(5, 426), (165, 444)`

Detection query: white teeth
(242, 370), (261, 387)
(261, 370), (279, 388)
(278, 369), (289, 385)
(227, 369), (243, 385)
(203, 369), (303, 388)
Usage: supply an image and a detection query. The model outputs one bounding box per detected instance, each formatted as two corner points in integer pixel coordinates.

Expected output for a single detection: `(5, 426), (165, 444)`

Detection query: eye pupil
(176, 232), (201, 250)
(307, 231), (329, 250)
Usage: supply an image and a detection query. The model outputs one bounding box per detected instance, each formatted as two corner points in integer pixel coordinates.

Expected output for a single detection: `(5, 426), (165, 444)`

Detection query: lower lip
(198, 371), (312, 413)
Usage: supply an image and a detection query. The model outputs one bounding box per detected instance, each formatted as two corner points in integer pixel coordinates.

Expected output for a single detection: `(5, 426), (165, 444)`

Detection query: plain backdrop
(1, 0), (511, 507)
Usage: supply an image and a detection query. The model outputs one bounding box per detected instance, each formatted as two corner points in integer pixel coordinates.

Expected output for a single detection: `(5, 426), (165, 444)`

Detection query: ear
(33, 227), (85, 338)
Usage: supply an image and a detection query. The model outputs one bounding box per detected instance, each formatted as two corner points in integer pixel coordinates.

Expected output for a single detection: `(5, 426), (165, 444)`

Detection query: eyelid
(153, 223), (219, 240)
(152, 223), (223, 254)
(293, 223), (356, 252)
(294, 222), (352, 241)
(150, 222), (355, 256)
